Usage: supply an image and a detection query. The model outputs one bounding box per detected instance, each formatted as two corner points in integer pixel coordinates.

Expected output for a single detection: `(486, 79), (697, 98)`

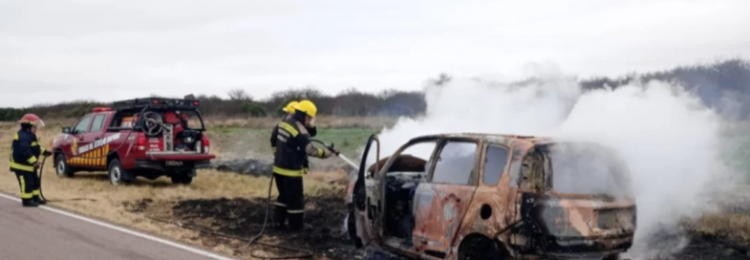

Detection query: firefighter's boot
(22, 199), (38, 207)
(274, 205), (288, 230)
(32, 195), (46, 205)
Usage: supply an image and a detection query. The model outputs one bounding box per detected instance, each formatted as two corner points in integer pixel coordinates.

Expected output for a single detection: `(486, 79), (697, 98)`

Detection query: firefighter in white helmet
(10, 113), (52, 207)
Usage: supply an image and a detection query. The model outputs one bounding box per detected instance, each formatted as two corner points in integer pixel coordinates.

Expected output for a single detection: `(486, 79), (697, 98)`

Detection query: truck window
(483, 145), (509, 186)
(73, 115), (93, 134)
(90, 114), (107, 133)
(431, 141), (477, 185)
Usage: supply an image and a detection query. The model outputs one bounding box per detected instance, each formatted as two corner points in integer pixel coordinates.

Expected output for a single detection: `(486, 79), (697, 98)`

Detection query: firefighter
(271, 100), (317, 173)
(270, 99), (338, 231)
(10, 114), (51, 207)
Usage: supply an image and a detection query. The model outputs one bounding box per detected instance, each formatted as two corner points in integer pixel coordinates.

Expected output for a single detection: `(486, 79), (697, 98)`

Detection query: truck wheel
(170, 174), (193, 185)
(55, 153), (75, 177)
(108, 159), (132, 185)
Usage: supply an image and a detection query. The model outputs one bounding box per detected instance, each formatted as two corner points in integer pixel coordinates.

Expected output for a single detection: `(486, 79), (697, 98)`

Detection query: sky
(2, 0), (750, 108)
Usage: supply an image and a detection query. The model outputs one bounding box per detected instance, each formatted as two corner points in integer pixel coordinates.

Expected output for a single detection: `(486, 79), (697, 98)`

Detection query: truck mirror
(62, 127), (71, 134)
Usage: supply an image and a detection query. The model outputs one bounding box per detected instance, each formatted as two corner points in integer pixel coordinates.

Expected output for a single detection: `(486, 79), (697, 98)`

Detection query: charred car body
(345, 133), (636, 260)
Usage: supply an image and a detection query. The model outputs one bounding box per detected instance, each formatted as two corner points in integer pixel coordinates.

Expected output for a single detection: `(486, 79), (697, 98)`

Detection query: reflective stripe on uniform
(316, 148), (323, 158)
(274, 202), (287, 207)
(31, 141), (38, 147)
(287, 209), (304, 214)
(10, 162), (34, 172)
(27, 156), (37, 164)
(19, 176), (32, 199)
(14, 133), (19, 140)
(273, 166), (304, 177)
(278, 122), (299, 137)
(32, 189), (40, 196)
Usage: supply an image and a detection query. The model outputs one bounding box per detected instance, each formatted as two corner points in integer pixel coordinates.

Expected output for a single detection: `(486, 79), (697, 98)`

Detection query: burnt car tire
(55, 153), (75, 178)
(458, 236), (505, 260)
(108, 159), (132, 185)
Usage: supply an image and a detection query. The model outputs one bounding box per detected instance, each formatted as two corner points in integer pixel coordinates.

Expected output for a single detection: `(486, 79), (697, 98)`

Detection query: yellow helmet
(295, 99), (318, 118)
(282, 101), (299, 113)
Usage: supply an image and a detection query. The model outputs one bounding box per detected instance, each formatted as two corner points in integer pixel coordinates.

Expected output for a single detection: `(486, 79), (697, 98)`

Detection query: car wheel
(170, 174), (193, 185)
(108, 159), (131, 185)
(458, 236), (505, 260)
(55, 153), (75, 177)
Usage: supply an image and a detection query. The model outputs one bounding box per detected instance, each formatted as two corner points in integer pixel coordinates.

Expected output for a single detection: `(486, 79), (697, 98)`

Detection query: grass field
(208, 126), (377, 163)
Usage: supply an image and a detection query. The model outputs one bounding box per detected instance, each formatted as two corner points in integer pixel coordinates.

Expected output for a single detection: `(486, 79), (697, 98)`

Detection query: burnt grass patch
(129, 194), (363, 260)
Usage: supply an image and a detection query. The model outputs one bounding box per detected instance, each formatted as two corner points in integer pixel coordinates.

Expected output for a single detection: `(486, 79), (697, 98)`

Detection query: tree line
(0, 87), (427, 120)
(2, 59), (749, 121)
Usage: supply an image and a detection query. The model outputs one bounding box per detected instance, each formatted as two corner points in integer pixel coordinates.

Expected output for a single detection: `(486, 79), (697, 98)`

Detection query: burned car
(344, 133), (636, 260)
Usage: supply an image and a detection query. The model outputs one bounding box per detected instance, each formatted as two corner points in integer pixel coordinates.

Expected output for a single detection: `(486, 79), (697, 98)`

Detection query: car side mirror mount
(62, 127), (71, 134)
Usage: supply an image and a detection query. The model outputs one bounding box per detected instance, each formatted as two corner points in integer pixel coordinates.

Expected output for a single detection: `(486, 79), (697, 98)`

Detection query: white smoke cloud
(365, 65), (737, 259)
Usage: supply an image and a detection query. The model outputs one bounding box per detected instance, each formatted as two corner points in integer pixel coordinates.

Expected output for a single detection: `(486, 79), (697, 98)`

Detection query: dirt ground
(125, 191), (364, 260)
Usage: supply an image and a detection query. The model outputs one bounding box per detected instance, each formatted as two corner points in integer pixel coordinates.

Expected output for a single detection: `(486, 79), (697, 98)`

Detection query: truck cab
(345, 133), (636, 260)
(51, 98), (216, 185)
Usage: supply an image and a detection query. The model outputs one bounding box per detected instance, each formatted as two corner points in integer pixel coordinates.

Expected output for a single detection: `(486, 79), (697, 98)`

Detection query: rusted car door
(412, 138), (480, 258)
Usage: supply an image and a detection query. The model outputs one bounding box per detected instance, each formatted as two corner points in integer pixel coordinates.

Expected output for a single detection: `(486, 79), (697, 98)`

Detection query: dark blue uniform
(269, 112), (330, 230)
(10, 127), (49, 206)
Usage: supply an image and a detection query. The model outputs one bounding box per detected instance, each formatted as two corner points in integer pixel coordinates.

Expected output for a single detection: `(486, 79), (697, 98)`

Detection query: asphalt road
(0, 193), (238, 260)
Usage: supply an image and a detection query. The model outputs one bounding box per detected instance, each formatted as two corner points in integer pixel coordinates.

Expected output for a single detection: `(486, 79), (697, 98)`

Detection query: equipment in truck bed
(111, 97), (201, 112)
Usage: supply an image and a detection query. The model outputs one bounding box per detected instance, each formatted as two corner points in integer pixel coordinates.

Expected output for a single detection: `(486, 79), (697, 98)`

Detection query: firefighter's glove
(42, 150), (52, 157)
(328, 143), (340, 157)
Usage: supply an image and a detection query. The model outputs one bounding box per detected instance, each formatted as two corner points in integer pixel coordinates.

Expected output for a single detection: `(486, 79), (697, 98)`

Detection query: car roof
(407, 132), (552, 145)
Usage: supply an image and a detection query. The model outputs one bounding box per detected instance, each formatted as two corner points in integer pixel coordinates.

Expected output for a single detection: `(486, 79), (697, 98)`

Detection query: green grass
(207, 126), (377, 159)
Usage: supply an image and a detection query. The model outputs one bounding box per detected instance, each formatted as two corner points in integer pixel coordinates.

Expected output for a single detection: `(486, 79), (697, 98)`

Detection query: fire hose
(239, 139), (348, 259)
(35, 155), (95, 203)
(143, 139), (355, 259)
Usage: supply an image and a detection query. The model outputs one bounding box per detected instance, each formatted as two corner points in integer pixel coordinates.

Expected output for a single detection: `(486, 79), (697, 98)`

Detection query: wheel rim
(110, 166), (121, 183)
(57, 160), (65, 175)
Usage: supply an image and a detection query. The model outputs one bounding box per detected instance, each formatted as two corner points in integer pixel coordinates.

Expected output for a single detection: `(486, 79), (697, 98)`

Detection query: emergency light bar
(93, 107), (112, 112)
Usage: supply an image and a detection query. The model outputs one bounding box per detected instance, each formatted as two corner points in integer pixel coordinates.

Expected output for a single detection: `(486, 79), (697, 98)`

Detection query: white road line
(0, 192), (239, 260)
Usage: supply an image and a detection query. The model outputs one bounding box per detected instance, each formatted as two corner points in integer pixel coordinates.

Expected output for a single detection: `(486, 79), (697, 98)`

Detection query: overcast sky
(2, 0), (750, 108)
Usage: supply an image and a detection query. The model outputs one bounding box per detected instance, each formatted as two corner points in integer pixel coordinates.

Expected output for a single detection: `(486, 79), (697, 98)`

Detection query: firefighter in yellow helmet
(10, 114), (52, 207)
(282, 101), (298, 119)
(269, 99), (338, 231)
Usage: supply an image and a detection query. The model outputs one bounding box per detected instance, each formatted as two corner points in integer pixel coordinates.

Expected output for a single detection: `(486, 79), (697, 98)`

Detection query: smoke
(366, 65), (739, 259)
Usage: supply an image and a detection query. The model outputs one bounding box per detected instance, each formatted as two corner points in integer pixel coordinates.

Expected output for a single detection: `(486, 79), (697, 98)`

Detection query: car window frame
(427, 138), (481, 186)
(481, 143), (511, 186)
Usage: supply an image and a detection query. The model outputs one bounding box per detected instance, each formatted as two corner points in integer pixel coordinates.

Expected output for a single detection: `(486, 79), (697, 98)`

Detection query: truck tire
(170, 175), (193, 185)
(55, 153), (75, 178)
(108, 159), (132, 185)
